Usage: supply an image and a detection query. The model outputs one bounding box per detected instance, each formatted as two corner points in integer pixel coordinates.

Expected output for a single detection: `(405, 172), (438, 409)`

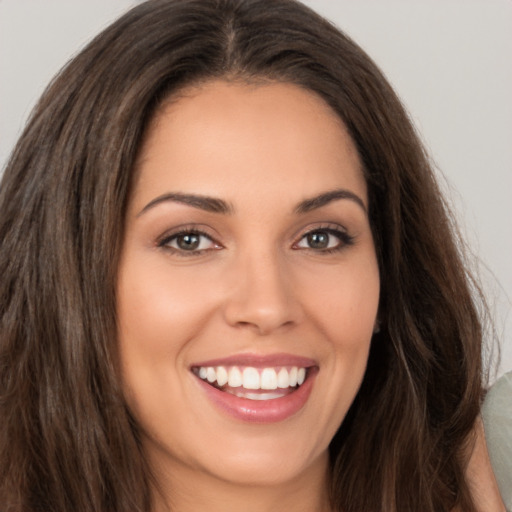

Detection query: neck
(150, 451), (332, 512)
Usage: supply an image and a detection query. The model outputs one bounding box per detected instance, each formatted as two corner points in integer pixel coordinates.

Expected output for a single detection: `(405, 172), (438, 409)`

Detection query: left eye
(295, 229), (346, 250)
(161, 231), (217, 252)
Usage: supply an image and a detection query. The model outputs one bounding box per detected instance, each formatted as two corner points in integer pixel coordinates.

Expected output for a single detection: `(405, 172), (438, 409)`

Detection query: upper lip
(190, 353), (317, 369)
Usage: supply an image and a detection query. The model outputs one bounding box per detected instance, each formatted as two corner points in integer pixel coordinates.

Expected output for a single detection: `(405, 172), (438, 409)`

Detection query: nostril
(222, 262), (302, 333)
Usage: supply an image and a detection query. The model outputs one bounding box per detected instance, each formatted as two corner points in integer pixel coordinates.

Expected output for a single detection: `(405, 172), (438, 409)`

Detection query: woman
(0, 0), (505, 510)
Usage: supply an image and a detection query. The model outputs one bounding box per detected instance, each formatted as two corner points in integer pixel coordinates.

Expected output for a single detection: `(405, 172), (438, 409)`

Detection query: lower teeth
(227, 389), (289, 400)
(215, 384), (299, 401)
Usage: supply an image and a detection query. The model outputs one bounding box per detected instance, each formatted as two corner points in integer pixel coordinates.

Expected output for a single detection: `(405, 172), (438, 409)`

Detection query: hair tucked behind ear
(0, 1), (485, 510)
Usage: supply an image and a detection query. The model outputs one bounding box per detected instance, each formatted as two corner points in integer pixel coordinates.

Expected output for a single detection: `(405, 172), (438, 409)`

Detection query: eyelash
(294, 226), (355, 254)
(157, 225), (354, 256)
(157, 228), (220, 256)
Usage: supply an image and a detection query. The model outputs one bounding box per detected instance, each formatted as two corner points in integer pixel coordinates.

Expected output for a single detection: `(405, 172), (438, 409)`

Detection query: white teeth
(228, 367), (243, 387)
(242, 367), (260, 389)
(261, 368), (278, 390)
(206, 367), (216, 383)
(195, 365), (309, 392)
(277, 367), (289, 388)
(240, 391), (287, 400)
(216, 366), (228, 386)
(289, 367), (298, 387)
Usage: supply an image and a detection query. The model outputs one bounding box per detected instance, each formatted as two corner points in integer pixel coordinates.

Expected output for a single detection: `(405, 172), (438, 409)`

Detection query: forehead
(131, 80), (366, 213)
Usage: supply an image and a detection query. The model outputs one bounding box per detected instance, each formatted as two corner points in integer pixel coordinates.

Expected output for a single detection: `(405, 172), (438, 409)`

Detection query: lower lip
(195, 371), (316, 423)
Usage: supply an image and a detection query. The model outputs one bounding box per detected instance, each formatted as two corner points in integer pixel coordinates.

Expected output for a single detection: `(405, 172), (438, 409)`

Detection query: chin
(201, 446), (328, 488)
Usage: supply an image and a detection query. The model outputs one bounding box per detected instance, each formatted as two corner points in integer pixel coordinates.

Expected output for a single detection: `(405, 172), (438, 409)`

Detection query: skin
(117, 80), (380, 511)
(116, 79), (505, 511)
(464, 418), (506, 512)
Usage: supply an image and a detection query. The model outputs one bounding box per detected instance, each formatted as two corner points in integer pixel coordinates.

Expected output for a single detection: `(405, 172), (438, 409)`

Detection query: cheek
(116, 256), (219, 358)
(297, 256), (379, 418)
(298, 254), (380, 344)
(116, 256), (214, 437)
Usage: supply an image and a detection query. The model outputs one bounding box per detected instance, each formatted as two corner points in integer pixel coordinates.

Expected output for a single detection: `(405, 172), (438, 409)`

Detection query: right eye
(159, 230), (220, 255)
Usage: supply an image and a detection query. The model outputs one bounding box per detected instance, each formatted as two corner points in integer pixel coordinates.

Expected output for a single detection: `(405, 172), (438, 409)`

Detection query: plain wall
(1, 0), (511, 377)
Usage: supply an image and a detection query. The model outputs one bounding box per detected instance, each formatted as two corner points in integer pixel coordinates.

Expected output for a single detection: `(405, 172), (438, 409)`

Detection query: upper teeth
(196, 366), (307, 390)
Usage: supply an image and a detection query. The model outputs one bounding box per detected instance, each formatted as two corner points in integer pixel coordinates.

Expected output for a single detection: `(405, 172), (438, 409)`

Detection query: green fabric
(482, 370), (512, 511)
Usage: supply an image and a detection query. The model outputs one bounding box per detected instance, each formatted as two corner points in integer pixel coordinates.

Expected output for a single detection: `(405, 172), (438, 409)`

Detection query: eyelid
(292, 223), (355, 252)
(157, 225), (223, 255)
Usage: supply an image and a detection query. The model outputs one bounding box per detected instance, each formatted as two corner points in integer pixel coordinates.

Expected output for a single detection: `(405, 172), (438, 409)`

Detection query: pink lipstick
(191, 353), (318, 423)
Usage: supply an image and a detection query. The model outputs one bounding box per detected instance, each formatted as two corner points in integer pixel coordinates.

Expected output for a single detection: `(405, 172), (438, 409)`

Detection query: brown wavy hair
(0, 0), (485, 510)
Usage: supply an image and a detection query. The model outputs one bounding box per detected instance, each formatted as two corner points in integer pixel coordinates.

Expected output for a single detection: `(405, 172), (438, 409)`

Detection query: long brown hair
(0, 1), (484, 510)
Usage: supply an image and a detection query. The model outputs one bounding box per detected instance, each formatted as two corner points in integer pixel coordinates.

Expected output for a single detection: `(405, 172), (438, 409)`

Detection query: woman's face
(117, 80), (380, 488)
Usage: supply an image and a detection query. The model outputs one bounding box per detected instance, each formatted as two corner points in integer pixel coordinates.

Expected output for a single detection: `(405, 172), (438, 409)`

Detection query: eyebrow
(138, 192), (234, 216)
(294, 189), (367, 215)
(138, 188), (366, 217)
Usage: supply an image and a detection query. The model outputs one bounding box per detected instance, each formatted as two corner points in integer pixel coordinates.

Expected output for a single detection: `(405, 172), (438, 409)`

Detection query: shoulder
(482, 370), (512, 512)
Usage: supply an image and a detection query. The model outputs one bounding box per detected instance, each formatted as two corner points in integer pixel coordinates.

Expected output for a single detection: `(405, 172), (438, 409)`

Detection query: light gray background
(1, 0), (511, 377)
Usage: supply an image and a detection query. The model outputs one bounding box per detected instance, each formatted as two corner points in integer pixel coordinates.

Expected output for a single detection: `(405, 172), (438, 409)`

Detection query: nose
(222, 249), (302, 336)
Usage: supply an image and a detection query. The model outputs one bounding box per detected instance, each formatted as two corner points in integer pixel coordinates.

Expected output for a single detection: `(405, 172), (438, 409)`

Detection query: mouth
(191, 365), (309, 401)
(190, 354), (318, 423)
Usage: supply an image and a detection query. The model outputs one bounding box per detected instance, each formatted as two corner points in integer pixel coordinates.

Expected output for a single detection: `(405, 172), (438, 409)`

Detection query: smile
(193, 366), (308, 400)
(190, 354), (318, 423)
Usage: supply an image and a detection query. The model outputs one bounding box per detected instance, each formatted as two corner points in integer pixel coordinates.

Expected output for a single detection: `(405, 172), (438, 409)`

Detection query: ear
(373, 319), (381, 334)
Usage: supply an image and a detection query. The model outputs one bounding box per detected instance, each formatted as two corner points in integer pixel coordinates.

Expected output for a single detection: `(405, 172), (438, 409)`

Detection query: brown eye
(306, 231), (330, 249)
(176, 233), (201, 250)
(159, 231), (219, 253)
(295, 227), (354, 252)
